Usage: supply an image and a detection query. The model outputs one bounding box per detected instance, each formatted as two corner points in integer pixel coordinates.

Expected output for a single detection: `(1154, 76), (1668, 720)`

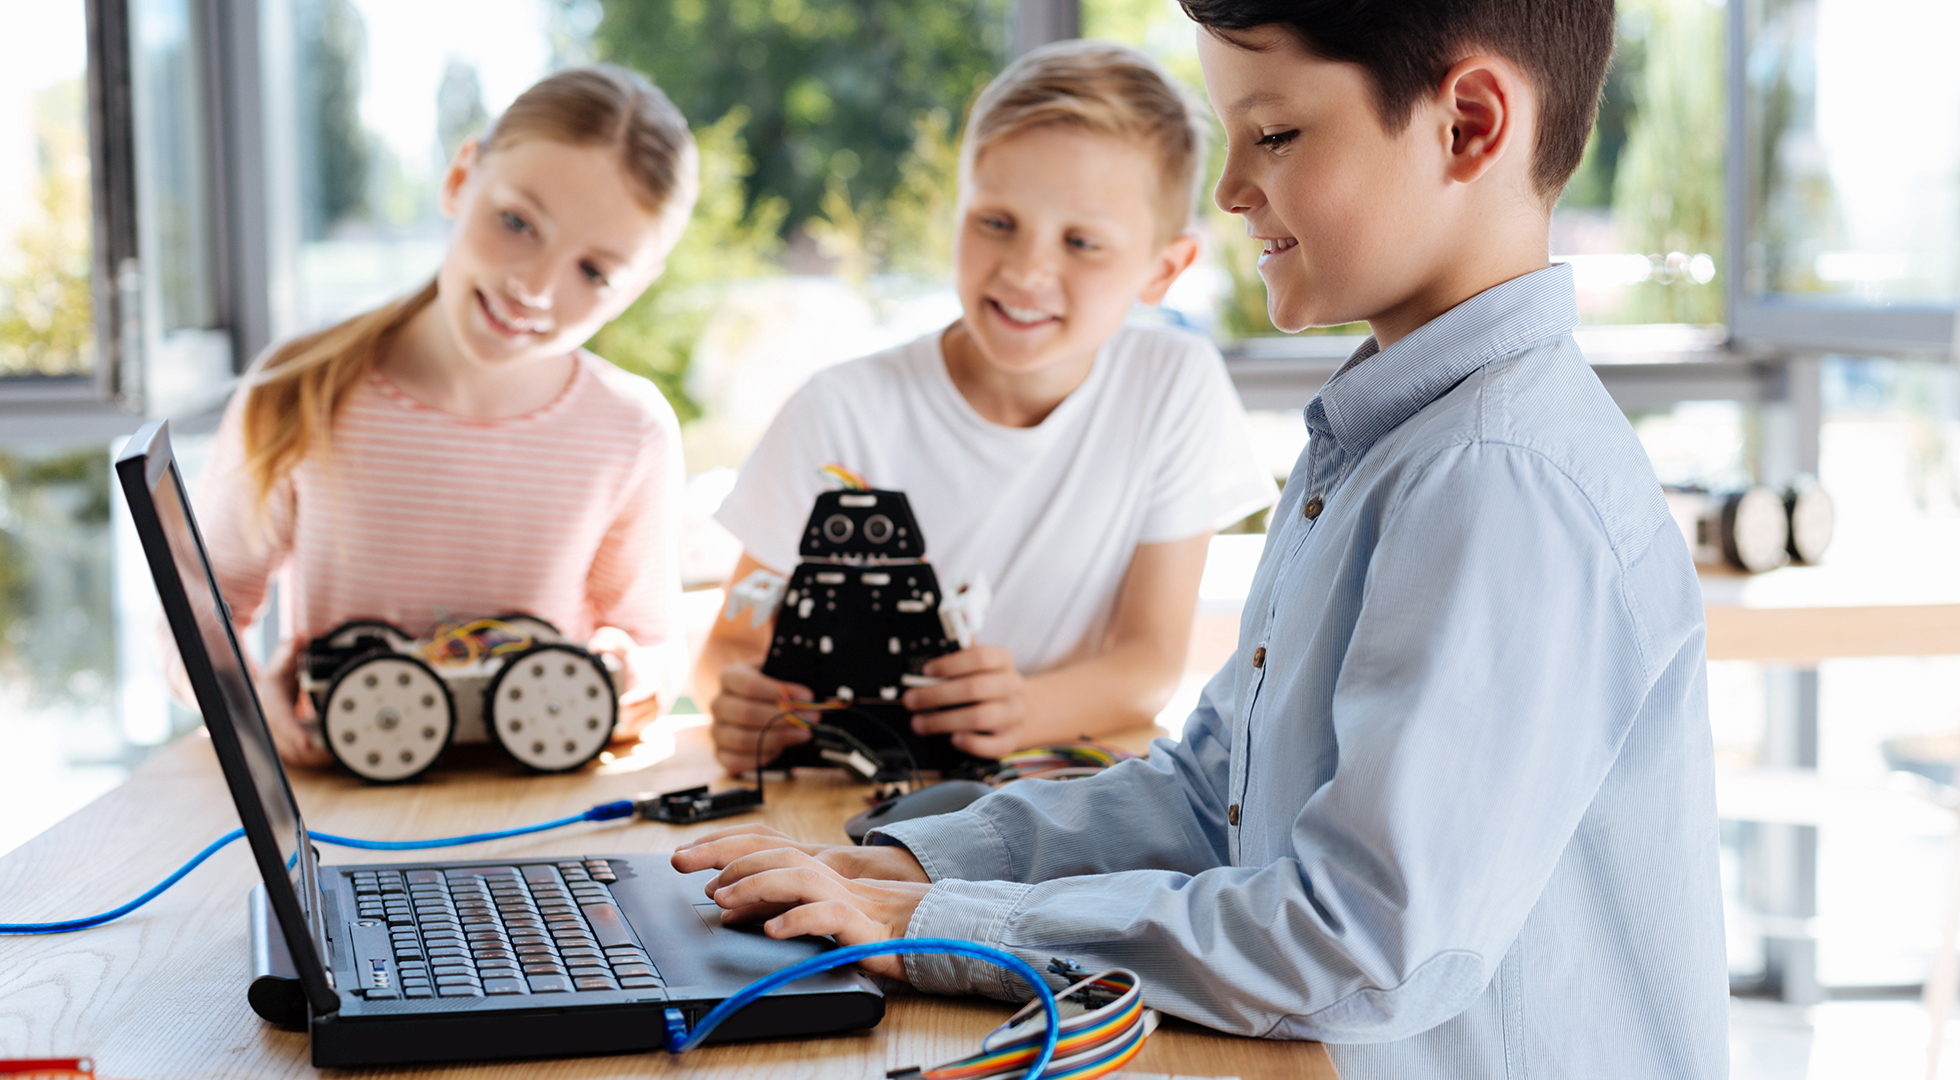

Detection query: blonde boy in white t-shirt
(699, 41), (1275, 774)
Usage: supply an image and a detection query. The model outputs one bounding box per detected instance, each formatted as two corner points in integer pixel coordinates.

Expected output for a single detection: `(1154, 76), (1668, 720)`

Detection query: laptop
(115, 419), (884, 1068)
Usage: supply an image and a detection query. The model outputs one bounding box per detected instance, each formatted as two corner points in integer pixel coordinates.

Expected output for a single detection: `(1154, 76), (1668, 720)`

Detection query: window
(1730, 0), (1960, 354)
(0, 4), (94, 382)
(257, 0), (562, 335)
(130, 0), (232, 416)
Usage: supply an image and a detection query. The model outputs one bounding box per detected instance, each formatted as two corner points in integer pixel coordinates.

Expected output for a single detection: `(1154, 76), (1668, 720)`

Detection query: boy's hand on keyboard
(708, 662), (815, 775)
(902, 645), (1028, 758)
(673, 825), (930, 980)
(672, 824), (930, 883)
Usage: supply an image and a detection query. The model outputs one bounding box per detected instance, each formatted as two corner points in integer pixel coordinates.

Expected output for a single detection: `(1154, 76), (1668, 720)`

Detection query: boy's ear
(438, 137), (482, 217)
(1437, 56), (1525, 187)
(1138, 232), (1202, 306)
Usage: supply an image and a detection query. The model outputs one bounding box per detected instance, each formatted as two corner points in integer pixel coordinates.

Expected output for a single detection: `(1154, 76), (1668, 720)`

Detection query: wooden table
(0, 719), (1335, 1080)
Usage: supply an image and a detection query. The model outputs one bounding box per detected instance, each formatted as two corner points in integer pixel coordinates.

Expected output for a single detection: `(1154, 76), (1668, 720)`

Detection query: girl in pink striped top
(197, 67), (698, 766)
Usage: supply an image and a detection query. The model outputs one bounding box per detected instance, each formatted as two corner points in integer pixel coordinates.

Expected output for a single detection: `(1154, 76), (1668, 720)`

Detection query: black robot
(729, 487), (988, 774)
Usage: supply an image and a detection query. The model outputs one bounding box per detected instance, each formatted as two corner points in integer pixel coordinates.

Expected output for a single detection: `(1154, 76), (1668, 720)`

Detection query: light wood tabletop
(1187, 555), (1960, 676)
(0, 718), (1336, 1080)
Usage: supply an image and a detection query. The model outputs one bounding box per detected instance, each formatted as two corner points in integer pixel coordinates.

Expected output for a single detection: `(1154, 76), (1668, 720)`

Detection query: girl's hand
(672, 825), (930, 981)
(901, 645), (1028, 759)
(586, 626), (660, 741)
(257, 637), (333, 768)
(708, 662), (815, 775)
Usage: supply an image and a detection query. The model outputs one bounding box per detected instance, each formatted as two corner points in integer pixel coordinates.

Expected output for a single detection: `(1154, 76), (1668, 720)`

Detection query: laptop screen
(116, 420), (338, 1012)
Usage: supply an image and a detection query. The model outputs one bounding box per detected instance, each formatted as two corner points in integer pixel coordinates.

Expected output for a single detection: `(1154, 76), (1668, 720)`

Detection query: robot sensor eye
(823, 513), (855, 543)
(864, 514), (894, 544)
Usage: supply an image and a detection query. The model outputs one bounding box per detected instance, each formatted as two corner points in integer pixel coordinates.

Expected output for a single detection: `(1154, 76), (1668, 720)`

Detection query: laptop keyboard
(349, 860), (664, 999)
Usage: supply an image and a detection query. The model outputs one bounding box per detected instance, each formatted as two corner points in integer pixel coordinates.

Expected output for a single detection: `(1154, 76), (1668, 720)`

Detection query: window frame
(1723, 0), (1958, 359)
(0, 0), (268, 444)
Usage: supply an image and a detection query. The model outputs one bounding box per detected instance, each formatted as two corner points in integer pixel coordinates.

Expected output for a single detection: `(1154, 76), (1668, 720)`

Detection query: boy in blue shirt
(676, 3), (1730, 1075)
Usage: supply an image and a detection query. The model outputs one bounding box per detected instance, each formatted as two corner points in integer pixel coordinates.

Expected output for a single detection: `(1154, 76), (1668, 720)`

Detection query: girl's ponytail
(234, 64), (694, 512)
(238, 280), (436, 512)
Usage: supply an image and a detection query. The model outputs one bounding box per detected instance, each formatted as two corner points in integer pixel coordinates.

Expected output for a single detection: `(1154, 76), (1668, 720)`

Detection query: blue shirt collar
(1308, 263), (1579, 458)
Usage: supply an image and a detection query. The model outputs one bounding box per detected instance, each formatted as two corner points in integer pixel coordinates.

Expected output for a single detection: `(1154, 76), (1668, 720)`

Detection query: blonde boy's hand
(256, 637), (334, 768)
(902, 645), (1028, 758)
(708, 661), (816, 775)
(672, 824), (930, 981)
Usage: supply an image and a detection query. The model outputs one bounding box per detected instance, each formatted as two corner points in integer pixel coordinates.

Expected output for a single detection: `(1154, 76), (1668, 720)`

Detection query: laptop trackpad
(612, 861), (865, 997)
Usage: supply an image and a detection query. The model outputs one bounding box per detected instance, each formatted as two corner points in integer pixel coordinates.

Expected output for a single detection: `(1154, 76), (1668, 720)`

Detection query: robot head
(797, 489), (926, 562)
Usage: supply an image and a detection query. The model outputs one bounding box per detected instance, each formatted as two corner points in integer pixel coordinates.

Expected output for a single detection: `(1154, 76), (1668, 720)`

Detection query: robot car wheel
(320, 651), (457, 783)
(484, 643), (617, 773)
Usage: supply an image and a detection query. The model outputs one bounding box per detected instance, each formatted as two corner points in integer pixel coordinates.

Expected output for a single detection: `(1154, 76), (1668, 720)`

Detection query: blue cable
(0, 800), (637, 935)
(309, 799), (635, 849)
(0, 827), (249, 934)
(661, 937), (1062, 1079)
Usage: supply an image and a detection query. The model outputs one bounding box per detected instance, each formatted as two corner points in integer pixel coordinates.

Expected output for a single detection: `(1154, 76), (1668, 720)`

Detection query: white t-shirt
(715, 324), (1276, 674)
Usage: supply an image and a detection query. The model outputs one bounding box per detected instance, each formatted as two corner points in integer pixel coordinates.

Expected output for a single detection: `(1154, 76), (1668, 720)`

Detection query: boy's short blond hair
(963, 40), (1208, 240)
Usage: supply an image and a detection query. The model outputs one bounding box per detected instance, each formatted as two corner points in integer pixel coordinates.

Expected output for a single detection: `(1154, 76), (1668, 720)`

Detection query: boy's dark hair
(1180, 0), (1615, 200)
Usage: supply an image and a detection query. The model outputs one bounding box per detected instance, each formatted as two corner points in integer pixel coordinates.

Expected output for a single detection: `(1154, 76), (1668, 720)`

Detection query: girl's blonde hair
(961, 40), (1208, 240)
(238, 64), (696, 511)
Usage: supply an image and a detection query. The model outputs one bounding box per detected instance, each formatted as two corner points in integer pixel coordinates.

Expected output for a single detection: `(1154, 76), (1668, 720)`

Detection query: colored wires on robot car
(300, 615), (619, 783)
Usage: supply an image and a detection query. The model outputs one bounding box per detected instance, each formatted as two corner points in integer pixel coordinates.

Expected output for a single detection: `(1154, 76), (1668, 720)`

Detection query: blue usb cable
(660, 937), (1062, 1078)
(0, 800), (637, 935)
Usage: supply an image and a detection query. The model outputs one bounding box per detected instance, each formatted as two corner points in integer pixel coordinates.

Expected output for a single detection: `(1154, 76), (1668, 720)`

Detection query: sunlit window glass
(134, 0), (219, 335)
(267, 0), (560, 331)
(1556, 0), (1725, 326)
(0, 3), (93, 377)
(1744, 0), (1960, 304)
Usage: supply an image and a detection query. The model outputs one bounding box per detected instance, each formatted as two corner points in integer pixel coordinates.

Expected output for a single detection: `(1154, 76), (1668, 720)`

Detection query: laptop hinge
(247, 883), (308, 1029)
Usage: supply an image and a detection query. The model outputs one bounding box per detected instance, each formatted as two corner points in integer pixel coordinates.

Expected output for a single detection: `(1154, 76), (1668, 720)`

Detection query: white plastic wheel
(1724, 486), (1791, 573)
(485, 644), (617, 772)
(322, 654), (455, 782)
(1787, 485), (1835, 564)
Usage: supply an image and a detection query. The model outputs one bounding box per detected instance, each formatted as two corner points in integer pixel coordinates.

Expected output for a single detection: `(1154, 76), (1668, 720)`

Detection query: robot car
(301, 614), (618, 783)
(724, 485), (990, 773)
(1664, 478), (1834, 574)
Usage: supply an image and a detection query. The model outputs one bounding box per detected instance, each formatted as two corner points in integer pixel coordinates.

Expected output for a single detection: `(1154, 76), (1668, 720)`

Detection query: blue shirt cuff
(897, 877), (1036, 999)
(865, 806), (1017, 882)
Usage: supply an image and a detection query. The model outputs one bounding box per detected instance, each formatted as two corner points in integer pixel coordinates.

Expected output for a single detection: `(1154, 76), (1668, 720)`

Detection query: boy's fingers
(911, 699), (1017, 736)
(671, 827), (808, 872)
(903, 671), (1010, 712)
(764, 898), (877, 941)
(719, 662), (809, 703)
(718, 899), (798, 925)
(673, 833), (816, 878)
(951, 728), (1018, 759)
(920, 645), (1011, 679)
(710, 859), (838, 911)
(764, 903), (908, 979)
(675, 822), (795, 850)
(709, 703), (811, 746)
(708, 845), (834, 891)
(909, 703), (984, 734)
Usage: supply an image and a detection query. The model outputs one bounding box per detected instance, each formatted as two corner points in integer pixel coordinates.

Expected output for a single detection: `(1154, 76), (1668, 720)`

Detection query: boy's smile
(944, 125), (1196, 426)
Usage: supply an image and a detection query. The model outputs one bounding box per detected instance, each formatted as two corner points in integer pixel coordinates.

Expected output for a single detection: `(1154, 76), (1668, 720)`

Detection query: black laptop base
(312, 978), (883, 1068)
(281, 855), (885, 1068)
